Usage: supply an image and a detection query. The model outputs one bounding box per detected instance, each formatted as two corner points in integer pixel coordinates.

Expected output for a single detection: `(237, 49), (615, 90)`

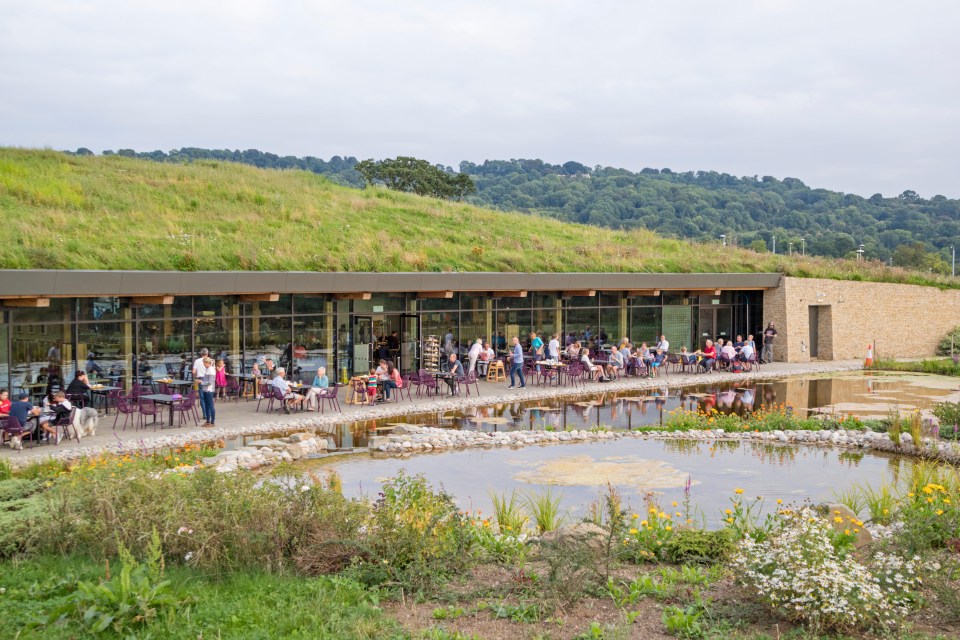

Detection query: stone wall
(762, 277), (960, 363)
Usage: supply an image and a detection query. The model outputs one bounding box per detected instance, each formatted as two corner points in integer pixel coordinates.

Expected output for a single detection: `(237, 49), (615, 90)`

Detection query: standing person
(192, 347), (210, 423)
(200, 356), (217, 427)
(529, 332), (544, 360)
(657, 335), (670, 352)
(215, 359), (227, 399)
(508, 336), (526, 389)
(548, 333), (561, 361)
(467, 338), (483, 374)
(761, 323), (777, 363)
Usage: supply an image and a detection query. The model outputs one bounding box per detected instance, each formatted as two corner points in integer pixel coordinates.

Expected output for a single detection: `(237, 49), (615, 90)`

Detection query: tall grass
(0, 147), (956, 287)
(872, 358), (960, 377)
(490, 490), (527, 534)
(524, 487), (568, 534)
(888, 410), (903, 445)
(906, 411), (924, 445)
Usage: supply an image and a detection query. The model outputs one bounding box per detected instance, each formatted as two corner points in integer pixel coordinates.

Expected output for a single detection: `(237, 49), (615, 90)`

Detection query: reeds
(524, 486), (568, 534)
(490, 490), (527, 534)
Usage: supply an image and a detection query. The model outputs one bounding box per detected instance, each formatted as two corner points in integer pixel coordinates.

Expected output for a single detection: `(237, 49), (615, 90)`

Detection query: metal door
(809, 306), (819, 358)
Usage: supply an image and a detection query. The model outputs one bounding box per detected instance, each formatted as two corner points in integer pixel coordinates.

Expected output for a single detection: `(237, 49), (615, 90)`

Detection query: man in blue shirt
(508, 336), (526, 389)
(9, 392), (41, 445)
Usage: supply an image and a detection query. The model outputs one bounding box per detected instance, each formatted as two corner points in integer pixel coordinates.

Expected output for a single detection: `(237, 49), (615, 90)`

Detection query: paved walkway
(2, 360), (864, 466)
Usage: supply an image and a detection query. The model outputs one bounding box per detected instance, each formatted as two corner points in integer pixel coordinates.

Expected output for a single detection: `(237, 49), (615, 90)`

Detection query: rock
(286, 443), (305, 460)
(824, 503), (872, 547)
(248, 438), (288, 450)
(287, 432), (317, 443)
(539, 522), (609, 551)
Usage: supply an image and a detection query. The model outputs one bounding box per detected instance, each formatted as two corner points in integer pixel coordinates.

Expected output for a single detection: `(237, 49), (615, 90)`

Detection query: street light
(788, 242), (794, 256)
(856, 244), (865, 261)
(719, 234), (726, 246)
(801, 238), (805, 255)
(952, 245), (956, 278)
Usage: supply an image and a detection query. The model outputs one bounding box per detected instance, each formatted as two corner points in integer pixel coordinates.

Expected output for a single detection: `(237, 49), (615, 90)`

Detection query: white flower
(300, 485), (311, 492)
(184, 552), (194, 562)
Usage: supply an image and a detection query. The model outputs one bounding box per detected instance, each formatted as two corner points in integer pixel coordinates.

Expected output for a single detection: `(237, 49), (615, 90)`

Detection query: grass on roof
(0, 148), (956, 288)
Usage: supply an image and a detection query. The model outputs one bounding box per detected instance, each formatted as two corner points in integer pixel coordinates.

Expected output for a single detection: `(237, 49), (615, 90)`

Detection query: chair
(679, 354), (697, 374)
(257, 382), (277, 412)
(129, 382), (143, 399)
(461, 370), (481, 397)
(113, 395), (138, 431)
(173, 391), (200, 427)
(667, 354), (681, 374)
(54, 407), (79, 444)
(744, 352), (760, 371)
(1, 416), (35, 451)
(225, 376), (241, 401)
(399, 375), (414, 401)
(418, 372), (439, 398)
(315, 384), (342, 414)
(67, 392), (87, 409)
(486, 360), (506, 382)
(138, 398), (161, 431)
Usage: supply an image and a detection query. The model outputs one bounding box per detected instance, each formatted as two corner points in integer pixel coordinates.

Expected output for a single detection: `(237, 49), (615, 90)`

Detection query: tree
(750, 239), (767, 253)
(355, 156), (475, 200)
(892, 242), (949, 273)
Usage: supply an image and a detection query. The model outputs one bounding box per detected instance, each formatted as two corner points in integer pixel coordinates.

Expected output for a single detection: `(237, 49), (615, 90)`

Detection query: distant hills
(71, 147), (959, 271)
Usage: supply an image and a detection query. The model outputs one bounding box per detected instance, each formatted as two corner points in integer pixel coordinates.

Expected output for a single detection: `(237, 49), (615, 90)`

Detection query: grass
(872, 358), (960, 377)
(0, 147), (956, 287)
(2, 554), (404, 639)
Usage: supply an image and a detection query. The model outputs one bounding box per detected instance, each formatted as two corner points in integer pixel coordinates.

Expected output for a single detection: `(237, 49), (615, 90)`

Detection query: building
(0, 270), (955, 390)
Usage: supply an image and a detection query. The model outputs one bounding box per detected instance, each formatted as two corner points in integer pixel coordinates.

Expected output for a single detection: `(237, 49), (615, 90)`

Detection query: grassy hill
(0, 148), (954, 288)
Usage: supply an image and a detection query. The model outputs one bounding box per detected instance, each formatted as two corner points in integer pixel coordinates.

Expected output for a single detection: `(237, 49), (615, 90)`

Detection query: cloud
(0, 0), (958, 196)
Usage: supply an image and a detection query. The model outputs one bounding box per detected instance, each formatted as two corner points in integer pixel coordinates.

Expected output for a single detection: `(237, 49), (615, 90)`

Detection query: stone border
(6, 361), (864, 468)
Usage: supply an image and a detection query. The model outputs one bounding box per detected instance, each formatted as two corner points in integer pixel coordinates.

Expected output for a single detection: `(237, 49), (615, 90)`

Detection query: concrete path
(2, 360), (864, 467)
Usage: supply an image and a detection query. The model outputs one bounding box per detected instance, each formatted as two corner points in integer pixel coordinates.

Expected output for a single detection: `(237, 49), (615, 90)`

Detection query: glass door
(399, 314), (420, 374)
(352, 316), (374, 376)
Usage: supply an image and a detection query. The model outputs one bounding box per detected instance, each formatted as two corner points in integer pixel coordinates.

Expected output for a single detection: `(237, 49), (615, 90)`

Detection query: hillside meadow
(0, 148), (955, 288)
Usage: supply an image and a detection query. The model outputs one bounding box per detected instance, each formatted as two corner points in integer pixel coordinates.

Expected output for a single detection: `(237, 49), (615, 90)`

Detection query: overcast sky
(2, 1), (958, 197)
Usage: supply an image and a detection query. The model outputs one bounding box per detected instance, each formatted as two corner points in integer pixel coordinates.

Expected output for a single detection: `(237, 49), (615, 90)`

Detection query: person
(263, 356), (277, 378)
(215, 359), (227, 399)
(270, 367), (300, 413)
(467, 338), (483, 374)
(695, 340), (717, 372)
(733, 335), (745, 350)
(529, 332), (544, 360)
(375, 359), (389, 379)
(0, 389), (10, 417)
(382, 361), (403, 400)
(366, 368), (379, 403)
(566, 341), (582, 359)
(657, 335), (670, 352)
(66, 371), (91, 405)
(739, 341), (756, 368)
(580, 349), (606, 382)
(746, 334), (757, 351)
(477, 342), (496, 378)
(86, 351), (104, 376)
(199, 356), (217, 427)
(192, 347), (210, 421)
(444, 329), (455, 355)
(39, 390), (71, 444)
(548, 333), (561, 361)
(8, 392), (42, 448)
(720, 340), (737, 367)
(304, 366), (330, 409)
(443, 353), (464, 394)
(761, 323), (777, 363)
(606, 345), (625, 379)
(496, 332), (506, 351)
(386, 331), (400, 353)
(508, 336), (525, 389)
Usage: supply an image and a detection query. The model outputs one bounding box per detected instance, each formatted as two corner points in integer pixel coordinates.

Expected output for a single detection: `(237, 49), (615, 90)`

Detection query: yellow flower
(726, 517), (734, 523)
(927, 498), (935, 504)
(629, 528), (639, 535)
(776, 499), (783, 505)
(882, 508), (889, 515)
(844, 529), (851, 535)
(640, 520), (648, 527)
(725, 509), (733, 515)
(734, 488), (744, 495)
(907, 492), (915, 498)
(834, 517), (843, 523)
(675, 512), (682, 517)
(665, 525), (672, 531)
(936, 509), (945, 516)
(671, 501), (678, 507)
(945, 499), (952, 505)
(923, 486), (934, 494)
(631, 513), (639, 520)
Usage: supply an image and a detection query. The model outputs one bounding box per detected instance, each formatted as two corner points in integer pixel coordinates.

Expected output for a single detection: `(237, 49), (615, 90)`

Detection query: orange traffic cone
(864, 344), (874, 368)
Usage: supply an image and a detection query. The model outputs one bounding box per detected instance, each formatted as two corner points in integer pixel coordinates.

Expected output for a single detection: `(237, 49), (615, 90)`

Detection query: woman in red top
(696, 340), (717, 373)
(0, 388), (10, 416)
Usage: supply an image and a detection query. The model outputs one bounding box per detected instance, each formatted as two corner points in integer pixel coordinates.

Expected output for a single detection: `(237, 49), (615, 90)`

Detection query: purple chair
(418, 370), (439, 397)
(138, 398), (161, 431)
(113, 395), (138, 431)
(1, 416), (35, 451)
(461, 370), (481, 396)
(173, 391), (200, 427)
(315, 383), (341, 414)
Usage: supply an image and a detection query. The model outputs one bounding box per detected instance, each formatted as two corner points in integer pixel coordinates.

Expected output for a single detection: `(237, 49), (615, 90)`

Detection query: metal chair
(461, 370), (481, 396)
(138, 398), (161, 431)
(113, 395), (138, 431)
(315, 383), (342, 414)
(1, 416), (35, 451)
(173, 391), (200, 427)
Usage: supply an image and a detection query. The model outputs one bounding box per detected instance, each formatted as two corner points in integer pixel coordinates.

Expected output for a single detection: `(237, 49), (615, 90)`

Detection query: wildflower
(665, 525), (672, 531)
(671, 501), (678, 507)
(734, 488), (744, 495)
(300, 485), (310, 492)
(834, 517), (843, 523)
(184, 552), (194, 562)
(776, 499), (783, 505)
(725, 509), (733, 515)
(631, 513), (639, 520)
(726, 517), (734, 523)
(936, 509), (945, 516)
(640, 520), (648, 527)
(844, 529), (851, 535)
(629, 528), (639, 535)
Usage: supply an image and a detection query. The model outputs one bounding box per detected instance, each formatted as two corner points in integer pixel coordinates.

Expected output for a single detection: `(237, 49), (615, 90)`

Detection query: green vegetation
(356, 156), (475, 200)
(871, 357), (960, 377)
(2, 148), (958, 288)
(79, 147), (960, 267)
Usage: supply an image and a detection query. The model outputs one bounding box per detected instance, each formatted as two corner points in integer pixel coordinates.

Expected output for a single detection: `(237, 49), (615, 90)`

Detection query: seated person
(733, 335), (745, 350)
(6, 392), (42, 449)
(66, 371), (92, 400)
(605, 346), (625, 379)
(739, 341), (756, 367)
(269, 368), (300, 413)
(566, 341), (582, 359)
(477, 342), (496, 377)
(443, 353), (464, 393)
(694, 340), (717, 372)
(580, 350), (606, 382)
(38, 390), (71, 444)
(720, 341), (737, 366)
(303, 366), (330, 409)
(0, 388), (10, 417)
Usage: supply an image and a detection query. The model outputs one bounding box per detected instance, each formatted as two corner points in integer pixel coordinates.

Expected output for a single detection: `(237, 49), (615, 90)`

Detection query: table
(89, 385), (121, 414)
(428, 371), (457, 396)
(154, 379), (193, 391)
(537, 362), (568, 387)
(227, 373), (258, 399)
(139, 393), (178, 428)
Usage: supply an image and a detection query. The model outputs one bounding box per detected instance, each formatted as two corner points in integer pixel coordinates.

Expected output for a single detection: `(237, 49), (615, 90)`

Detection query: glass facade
(0, 291), (762, 389)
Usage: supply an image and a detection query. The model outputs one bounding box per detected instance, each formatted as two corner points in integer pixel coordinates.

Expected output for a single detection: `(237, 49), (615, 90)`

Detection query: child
(215, 359), (227, 399)
(367, 368), (379, 404)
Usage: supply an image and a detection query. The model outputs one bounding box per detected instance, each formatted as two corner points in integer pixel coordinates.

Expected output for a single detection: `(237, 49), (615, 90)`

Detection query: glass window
(496, 309), (531, 350)
(195, 315), (243, 375)
(493, 296), (529, 312)
(242, 316), (292, 372)
(563, 307), (598, 345)
(599, 293), (621, 307)
(663, 306), (693, 352)
(565, 296), (597, 308)
(532, 293), (557, 308)
(77, 322), (131, 388)
(630, 307), (660, 345)
(244, 295), (292, 317)
(133, 297), (192, 320)
(418, 295), (459, 312)
(628, 295), (661, 306)
(353, 294), (407, 314)
(12, 321), (75, 398)
(78, 297), (125, 322)
(13, 298), (74, 324)
(599, 308), (620, 345)
(532, 307), (558, 343)
(421, 312), (459, 357)
(138, 318), (192, 379)
(294, 295), (331, 314)
(294, 315), (334, 384)
(661, 293), (689, 306)
(194, 296), (238, 317)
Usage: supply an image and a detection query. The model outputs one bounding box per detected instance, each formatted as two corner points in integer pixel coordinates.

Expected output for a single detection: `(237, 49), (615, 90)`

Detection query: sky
(1, 0), (959, 198)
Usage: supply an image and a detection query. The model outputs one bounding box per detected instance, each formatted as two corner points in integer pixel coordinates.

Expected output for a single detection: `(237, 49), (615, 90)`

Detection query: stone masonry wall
(762, 277), (960, 363)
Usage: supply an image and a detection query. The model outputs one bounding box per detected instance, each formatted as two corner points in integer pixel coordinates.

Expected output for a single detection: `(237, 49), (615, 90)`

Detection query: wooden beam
(492, 290), (528, 298)
(1, 297), (50, 308)
(129, 295), (174, 305)
(687, 289), (723, 296)
(560, 289), (596, 297)
(333, 292), (372, 300)
(416, 291), (454, 299)
(238, 293), (280, 302)
(625, 289), (660, 297)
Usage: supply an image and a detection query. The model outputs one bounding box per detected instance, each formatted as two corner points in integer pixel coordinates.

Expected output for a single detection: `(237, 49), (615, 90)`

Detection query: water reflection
(318, 371), (958, 450)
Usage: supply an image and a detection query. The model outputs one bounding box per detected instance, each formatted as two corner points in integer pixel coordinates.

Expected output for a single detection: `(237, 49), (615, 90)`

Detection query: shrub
(359, 471), (471, 592)
(896, 482), (960, 554)
(662, 529), (736, 564)
(732, 508), (921, 632)
(933, 401), (960, 439)
(525, 486), (567, 534)
(937, 326), (960, 356)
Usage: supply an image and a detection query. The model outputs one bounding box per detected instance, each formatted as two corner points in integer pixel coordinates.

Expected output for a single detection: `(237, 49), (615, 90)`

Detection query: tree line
(71, 147), (960, 271)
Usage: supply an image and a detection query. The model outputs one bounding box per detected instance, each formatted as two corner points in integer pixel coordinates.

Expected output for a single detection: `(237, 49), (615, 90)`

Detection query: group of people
(0, 386), (74, 447)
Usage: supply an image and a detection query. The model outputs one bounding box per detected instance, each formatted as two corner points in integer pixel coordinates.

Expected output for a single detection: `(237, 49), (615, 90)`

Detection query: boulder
(288, 432), (316, 443)
(824, 503), (872, 547)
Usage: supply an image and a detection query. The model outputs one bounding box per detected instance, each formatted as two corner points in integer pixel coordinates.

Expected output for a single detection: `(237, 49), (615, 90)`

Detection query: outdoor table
(89, 385), (121, 414)
(139, 393), (178, 428)
(227, 373), (258, 399)
(537, 361), (567, 387)
(429, 371), (457, 396)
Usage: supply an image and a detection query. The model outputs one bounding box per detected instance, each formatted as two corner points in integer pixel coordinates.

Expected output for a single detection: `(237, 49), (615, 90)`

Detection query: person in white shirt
(477, 342), (496, 377)
(720, 341), (737, 362)
(739, 342), (756, 366)
(192, 347), (210, 422)
(580, 350), (605, 382)
(657, 335), (670, 352)
(467, 338), (483, 374)
(547, 333), (561, 361)
(270, 367), (300, 413)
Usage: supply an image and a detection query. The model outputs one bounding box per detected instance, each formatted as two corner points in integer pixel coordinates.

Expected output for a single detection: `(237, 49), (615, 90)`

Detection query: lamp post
(801, 238), (805, 255)
(720, 234), (726, 247)
(788, 242), (794, 256)
(856, 244), (865, 261)
(952, 245), (956, 278)
(772, 236), (776, 254)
